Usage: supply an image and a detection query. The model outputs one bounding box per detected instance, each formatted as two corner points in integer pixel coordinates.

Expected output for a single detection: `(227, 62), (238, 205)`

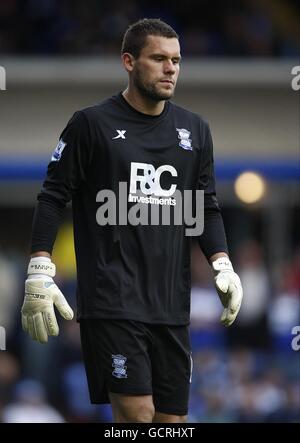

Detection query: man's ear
(122, 53), (135, 72)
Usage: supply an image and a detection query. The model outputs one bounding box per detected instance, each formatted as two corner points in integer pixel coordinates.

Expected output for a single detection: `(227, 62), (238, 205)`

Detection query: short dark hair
(121, 18), (179, 59)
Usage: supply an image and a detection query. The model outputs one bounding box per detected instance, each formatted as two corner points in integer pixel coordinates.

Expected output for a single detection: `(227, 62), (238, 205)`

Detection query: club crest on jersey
(51, 139), (66, 162)
(176, 128), (193, 151)
(111, 354), (128, 379)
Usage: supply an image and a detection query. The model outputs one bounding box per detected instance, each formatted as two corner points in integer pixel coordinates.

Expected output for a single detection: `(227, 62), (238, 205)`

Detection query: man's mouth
(160, 79), (174, 85)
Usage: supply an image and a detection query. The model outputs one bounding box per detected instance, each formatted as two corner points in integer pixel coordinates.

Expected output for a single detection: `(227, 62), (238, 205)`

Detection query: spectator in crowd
(1, 378), (65, 423)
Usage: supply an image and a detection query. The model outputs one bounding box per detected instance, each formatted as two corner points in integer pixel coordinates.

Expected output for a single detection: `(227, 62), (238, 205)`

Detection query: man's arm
(22, 197), (74, 344)
(198, 122), (243, 326)
(31, 252), (51, 258)
(210, 252), (228, 263)
(197, 123), (229, 259)
(22, 110), (93, 343)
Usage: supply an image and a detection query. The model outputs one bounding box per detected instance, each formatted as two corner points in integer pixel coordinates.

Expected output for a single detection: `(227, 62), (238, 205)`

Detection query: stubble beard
(133, 68), (175, 102)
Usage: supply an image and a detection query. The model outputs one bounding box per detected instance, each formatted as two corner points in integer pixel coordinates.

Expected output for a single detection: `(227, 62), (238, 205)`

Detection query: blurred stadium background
(0, 0), (299, 423)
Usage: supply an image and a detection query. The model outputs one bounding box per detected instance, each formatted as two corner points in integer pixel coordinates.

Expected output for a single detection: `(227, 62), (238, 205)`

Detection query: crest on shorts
(111, 354), (128, 379)
(176, 128), (193, 151)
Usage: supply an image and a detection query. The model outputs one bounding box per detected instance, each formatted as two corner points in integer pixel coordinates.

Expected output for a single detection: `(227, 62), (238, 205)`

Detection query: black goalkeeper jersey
(32, 92), (228, 325)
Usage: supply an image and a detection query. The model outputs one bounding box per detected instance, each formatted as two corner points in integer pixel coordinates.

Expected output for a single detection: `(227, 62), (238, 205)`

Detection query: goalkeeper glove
(22, 257), (74, 343)
(212, 256), (243, 327)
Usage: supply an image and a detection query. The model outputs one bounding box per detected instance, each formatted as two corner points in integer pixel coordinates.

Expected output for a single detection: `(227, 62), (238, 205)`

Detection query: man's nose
(163, 60), (176, 74)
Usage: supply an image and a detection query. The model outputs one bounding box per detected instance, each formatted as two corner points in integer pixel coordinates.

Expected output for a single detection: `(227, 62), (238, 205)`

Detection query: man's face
(131, 35), (181, 102)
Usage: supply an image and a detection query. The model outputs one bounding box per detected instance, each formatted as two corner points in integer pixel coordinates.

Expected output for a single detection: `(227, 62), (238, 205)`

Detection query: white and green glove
(212, 257), (243, 327)
(22, 257), (74, 343)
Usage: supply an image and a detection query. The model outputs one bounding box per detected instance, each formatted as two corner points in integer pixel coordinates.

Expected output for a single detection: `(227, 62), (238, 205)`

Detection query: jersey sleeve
(30, 110), (93, 254)
(198, 122), (218, 203)
(38, 110), (93, 205)
(198, 122), (228, 259)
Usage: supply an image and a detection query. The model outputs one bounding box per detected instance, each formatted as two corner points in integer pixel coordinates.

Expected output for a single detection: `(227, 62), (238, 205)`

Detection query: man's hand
(22, 257), (74, 343)
(212, 257), (243, 327)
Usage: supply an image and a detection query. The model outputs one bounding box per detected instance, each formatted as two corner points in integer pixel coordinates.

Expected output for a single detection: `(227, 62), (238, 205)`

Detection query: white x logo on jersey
(112, 130), (126, 139)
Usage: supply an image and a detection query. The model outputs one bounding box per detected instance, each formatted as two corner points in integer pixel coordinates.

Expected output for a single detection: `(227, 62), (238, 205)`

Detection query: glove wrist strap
(212, 257), (233, 273)
(27, 257), (56, 278)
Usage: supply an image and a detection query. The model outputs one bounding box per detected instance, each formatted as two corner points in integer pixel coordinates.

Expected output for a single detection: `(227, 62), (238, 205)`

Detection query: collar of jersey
(117, 92), (170, 120)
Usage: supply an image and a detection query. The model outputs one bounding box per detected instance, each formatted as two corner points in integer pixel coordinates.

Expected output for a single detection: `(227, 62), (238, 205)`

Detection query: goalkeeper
(22, 18), (243, 423)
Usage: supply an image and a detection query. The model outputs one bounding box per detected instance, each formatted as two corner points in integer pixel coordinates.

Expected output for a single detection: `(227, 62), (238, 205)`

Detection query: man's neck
(122, 88), (165, 116)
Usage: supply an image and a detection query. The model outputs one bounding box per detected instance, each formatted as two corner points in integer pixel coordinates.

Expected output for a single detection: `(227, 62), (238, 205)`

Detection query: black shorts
(79, 319), (192, 416)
